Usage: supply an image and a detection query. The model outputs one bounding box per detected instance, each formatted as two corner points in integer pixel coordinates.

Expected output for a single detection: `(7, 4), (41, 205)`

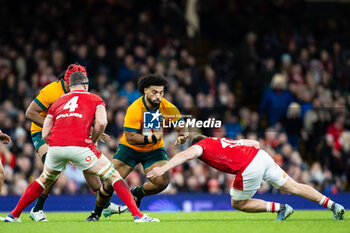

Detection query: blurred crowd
(1, 0), (350, 196)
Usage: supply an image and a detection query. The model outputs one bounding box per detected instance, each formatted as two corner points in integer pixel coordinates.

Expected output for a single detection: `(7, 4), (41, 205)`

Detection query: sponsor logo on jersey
(56, 112), (82, 120)
(143, 110), (161, 129)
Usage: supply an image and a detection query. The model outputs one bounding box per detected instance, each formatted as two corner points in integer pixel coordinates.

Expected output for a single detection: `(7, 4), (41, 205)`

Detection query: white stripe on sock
(319, 196), (326, 205)
(266, 202), (271, 212)
(327, 199), (334, 209)
(275, 203), (281, 212)
(36, 179), (46, 189)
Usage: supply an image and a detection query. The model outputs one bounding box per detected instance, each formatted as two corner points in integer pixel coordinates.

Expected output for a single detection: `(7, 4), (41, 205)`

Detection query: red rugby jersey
(47, 90), (105, 147)
(193, 137), (259, 174)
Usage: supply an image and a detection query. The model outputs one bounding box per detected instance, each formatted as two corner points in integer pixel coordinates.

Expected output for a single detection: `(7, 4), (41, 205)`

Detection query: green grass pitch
(0, 211), (349, 233)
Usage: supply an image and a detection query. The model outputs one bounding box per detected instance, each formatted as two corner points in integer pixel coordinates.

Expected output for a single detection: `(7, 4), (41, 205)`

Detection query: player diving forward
(147, 135), (345, 220)
(86, 73), (188, 221)
(4, 72), (159, 222)
(25, 64), (125, 221)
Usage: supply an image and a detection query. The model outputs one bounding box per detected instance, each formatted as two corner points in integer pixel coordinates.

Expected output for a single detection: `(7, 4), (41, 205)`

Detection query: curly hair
(137, 73), (168, 95)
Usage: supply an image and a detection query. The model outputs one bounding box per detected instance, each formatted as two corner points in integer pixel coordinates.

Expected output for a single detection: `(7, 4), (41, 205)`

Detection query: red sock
(11, 180), (45, 218)
(113, 179), (143, 218)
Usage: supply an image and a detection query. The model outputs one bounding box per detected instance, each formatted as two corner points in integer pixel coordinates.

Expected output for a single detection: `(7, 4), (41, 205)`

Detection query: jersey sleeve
(163, 100), (183, 123)
(192, 138), (209, 156)
(95, 95), (106, 109)
(123, 104), (141, 133)
(191, 145), (204, 157)
(35, 84), (56, 111)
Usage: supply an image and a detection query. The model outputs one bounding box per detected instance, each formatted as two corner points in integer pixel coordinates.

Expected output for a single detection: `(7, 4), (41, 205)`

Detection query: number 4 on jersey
(63, 96), (79, 112)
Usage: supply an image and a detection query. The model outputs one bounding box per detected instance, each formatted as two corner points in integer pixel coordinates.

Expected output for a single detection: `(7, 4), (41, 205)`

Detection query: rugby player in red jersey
(25, 64), (122, 222)
(147, 135), (345, 220)
(4, 72), (158, 223)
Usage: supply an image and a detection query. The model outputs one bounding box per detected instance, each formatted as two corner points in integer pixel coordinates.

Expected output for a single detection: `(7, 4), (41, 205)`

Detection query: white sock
(319, 196), (334, 209)
(266, 202), (281, 213)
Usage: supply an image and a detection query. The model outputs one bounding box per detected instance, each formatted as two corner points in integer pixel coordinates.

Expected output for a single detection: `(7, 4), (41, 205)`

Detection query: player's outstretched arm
(25, 101), (45, 127)
(42, 116), (53, 143)
(146, 146), (199, 179)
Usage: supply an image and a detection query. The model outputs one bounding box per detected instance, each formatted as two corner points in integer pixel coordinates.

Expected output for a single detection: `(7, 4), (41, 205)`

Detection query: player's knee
(159, 180), (170, 191)
(105, 172), (120, 185)
(154, 175), (170, 191)
(37, 175), (52, 188)
(231, 199), (248, 211)
(98, 162), (118, 181)
(41, 167), (59, 183)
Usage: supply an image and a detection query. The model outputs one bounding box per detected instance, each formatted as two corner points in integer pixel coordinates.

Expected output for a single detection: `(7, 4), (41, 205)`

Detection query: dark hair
(137, 73), (168, 95)
(190, 134), (208, 146)
(69, 72), (88, 87)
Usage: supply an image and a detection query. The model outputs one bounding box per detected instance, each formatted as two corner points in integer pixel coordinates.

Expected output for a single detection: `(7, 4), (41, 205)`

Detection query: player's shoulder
(160, 98), (179, 110)
(194, 137), (212, 147)
(160, 98), (174, 107)
(42, 80), (63, 91)
(38, 80), (65, 98)
(127, 96), (143, 110)
(89, 91), (103, 101)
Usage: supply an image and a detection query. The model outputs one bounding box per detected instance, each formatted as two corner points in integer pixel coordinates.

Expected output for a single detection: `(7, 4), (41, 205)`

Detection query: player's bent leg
(131, 160), (169, 207)
(143, 160), (170, 194)
(279, 177), (324, 202)
(112, 159), (134, 179)
(230, 188), (267, 213)
(105, 172), (159, 222)
(98, 182), (129, 218)
(31, 144), (53, 221)
(83, 171), (101, 194)
(85, 158), (133, 221)
(279, 177), (345, 220)
(230, 188), (293, 220)
(87, 155), (159, 222)
(5, 167), (60, 222)
(231, 199), (268, 213)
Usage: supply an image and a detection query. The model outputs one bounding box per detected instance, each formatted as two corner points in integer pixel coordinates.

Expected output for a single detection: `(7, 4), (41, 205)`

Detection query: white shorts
(230, 150), (289, 201)
(45, 146), (100, 172)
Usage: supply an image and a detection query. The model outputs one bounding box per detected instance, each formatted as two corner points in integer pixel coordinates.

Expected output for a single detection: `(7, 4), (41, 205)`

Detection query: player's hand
(99, 133), (111, 143)
(0, 131), (11, 144)
(175, 133), (189, 145)
(146, 167), (165, 179)
(153, 130), (163, 141)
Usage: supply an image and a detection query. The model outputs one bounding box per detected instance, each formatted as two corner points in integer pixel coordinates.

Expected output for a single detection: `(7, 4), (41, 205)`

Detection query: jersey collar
(60, 79), (68, 93)
(142, 95), (160, 112)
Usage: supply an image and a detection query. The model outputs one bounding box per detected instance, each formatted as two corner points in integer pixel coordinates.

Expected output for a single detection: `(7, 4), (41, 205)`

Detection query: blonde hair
(287, 102), (301, 118)
(271, 74), (287, 89)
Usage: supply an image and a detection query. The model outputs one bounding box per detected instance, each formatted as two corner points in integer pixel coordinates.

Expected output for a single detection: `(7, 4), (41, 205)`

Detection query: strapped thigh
(96, 161), (116, 180)
(42, 167), (60, 181)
